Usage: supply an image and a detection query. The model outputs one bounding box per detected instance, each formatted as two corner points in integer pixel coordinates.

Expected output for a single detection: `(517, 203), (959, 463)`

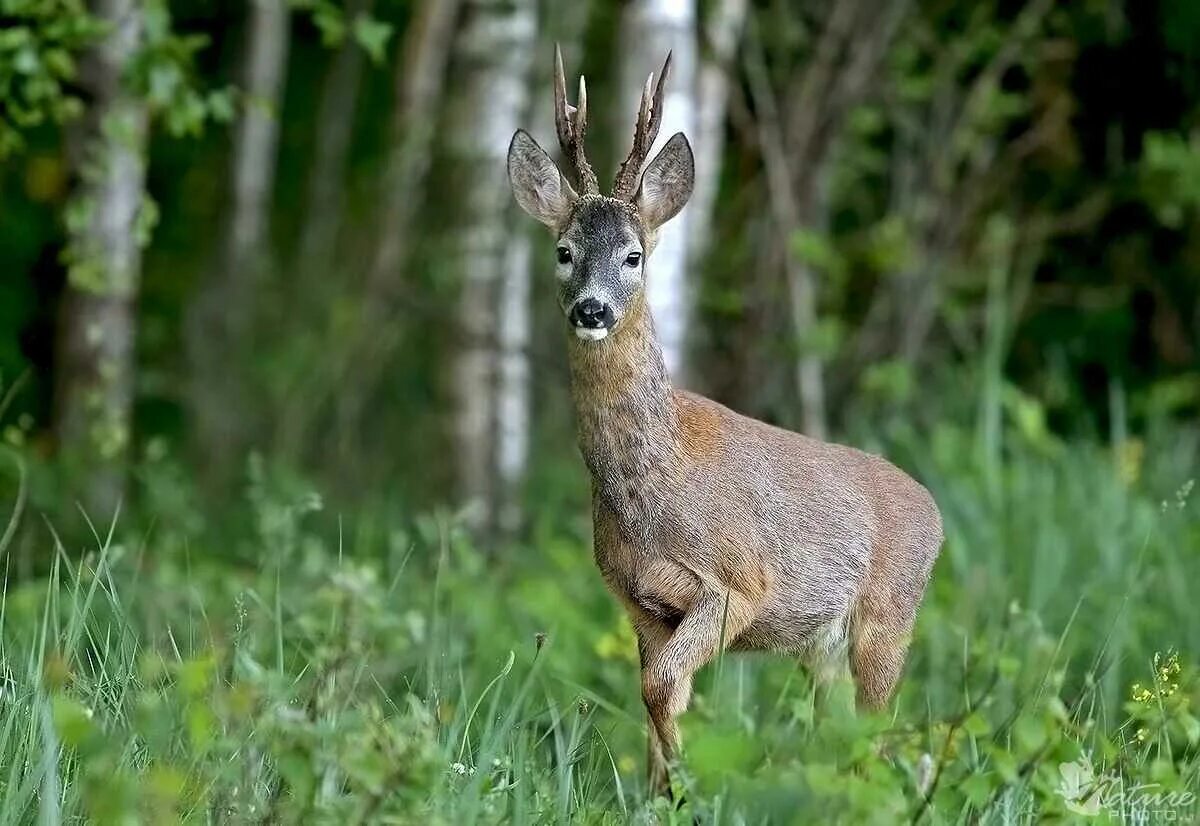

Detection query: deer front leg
(635, 622), (674, 798)
(640, 587), (759, 783)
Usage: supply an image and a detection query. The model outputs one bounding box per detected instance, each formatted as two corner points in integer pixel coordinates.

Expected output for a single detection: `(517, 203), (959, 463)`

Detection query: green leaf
(352, 15), (393, 65)
(960, 772), (994, 805)
(52, 694), (97, 748)
(963, 712), (991, 738)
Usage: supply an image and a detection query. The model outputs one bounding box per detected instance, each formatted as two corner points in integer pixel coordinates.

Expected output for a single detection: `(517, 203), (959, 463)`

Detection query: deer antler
(611, 51), (672, 201)
(554, 44), (599, 195)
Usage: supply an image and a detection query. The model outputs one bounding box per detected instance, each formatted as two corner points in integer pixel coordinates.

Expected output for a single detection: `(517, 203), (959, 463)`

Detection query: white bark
(188, 0), (290, 472)
(619, 0), (697, 381)
(491, 2), (592, 536)
(494, 229), (531, 535)
(688, 0), (745, 270)
(296, 0), (373, 276)
(228, 0), (290, 282)
(449, 0), (537, 535)
(369, 0), (462, 288)
(55, 0), (149, 517)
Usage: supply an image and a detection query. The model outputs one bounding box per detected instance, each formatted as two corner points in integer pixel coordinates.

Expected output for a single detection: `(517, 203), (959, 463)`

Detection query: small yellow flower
(1130, 683), (1154, 704)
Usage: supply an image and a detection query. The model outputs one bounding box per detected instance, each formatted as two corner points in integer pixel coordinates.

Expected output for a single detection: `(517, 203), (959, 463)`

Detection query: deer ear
(508, 130), (578, 229)
(635, 132), (694, 231)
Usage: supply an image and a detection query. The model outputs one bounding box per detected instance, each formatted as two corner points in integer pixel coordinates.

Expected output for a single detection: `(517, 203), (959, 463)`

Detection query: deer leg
(635, 623), (674, 797)
(849, 611), (912, 711)
(640, 588), (758, 777)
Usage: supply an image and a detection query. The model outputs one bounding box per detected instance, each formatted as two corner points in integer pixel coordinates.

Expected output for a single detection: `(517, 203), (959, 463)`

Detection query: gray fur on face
(556, 196), (644, 323)
(508, 127), (696, 336)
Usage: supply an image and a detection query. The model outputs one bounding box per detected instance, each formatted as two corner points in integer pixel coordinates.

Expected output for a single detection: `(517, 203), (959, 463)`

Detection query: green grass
(0, 429), (1198, 824)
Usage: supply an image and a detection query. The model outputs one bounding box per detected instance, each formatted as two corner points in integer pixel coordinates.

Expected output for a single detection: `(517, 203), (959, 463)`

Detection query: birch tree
(54, 0), (149, 518)
(448, 0), (537, 536)
(490, 0), (592, 536)
(295, 0), (375, 280)
(368, 0), (463, 293)
(688, 0), (746, 271)
(619, 0), (697, 381)
(324, 0), (463, 447)
(188, 0), (290, 475)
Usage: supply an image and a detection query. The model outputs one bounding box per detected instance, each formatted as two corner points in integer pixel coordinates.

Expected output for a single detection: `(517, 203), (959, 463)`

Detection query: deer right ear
(508, 130), (578, 230)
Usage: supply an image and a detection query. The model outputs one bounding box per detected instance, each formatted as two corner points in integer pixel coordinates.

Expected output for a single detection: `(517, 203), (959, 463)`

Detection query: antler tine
(553, 45), (571, 150)
(552, 44), (598, 195)
(612, 51), (673, 200)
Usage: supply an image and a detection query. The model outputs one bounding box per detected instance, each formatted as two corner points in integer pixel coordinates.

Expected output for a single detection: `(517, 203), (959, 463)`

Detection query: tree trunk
(743, 15), (827, 438)
(368, 0), (463, 294)
(490, 0), (592, 537)
(688, 0), (746, 272)
(324, 0), (463, 452)
(54, 0), (149, 520)
(448, 0), (537, 536)
(187, 0), (290, 480)
(295, 0), (374, 279)
(619, 0), (697, 382)
(743, 0), (909, 437)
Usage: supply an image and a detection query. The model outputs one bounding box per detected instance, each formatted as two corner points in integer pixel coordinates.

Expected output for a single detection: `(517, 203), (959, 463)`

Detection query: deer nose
(570, 298), (614, 329)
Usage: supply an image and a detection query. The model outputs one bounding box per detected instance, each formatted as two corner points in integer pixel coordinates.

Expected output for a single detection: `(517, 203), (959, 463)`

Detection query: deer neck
(566, 297), (682, 532)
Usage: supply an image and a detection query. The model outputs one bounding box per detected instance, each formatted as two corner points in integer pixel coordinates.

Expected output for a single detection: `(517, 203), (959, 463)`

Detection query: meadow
(1, 417), (1197, 824)
(3, 0), (1200, 822)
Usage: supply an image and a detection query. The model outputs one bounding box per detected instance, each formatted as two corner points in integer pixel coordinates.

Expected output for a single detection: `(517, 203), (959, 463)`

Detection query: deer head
(508, 47), (694, 342)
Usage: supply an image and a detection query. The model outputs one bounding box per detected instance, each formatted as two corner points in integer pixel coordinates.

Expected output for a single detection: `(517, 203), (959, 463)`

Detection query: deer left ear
(508, 129), (578, 230)
(635, 132), (694, 232)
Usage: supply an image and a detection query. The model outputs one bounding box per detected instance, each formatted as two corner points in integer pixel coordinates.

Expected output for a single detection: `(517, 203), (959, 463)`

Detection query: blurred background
(2, 0), (1197, 538)
(1, 1), (1199, 819)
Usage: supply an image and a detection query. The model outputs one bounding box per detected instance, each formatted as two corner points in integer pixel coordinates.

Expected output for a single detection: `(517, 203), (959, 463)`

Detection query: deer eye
(624, 251), (642, 267)
(556, 246), (572, 265)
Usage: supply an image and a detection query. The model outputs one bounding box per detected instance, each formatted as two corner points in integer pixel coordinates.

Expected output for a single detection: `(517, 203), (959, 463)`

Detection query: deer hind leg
(848, 608), (913, 711)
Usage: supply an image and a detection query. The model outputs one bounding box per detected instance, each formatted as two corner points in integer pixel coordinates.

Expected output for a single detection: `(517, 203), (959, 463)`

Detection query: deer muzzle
(570, 297), (615, 340)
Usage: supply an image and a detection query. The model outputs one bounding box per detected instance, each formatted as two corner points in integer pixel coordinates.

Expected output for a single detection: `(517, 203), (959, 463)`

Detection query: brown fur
(507, 54), (943, 798)
(566, 298), (942, 795)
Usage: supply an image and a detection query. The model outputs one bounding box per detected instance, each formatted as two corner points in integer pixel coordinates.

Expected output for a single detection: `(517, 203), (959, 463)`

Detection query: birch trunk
(188, 0), (290, 476)
(296, 0), (373, 278)
(619, 0), (697, 381)
(688, 0), (746, 271)
(448, 0), (537, 535)
(225, 0), (290, 298)
(326, 0), (462, 447)
(490, 1), (591, 537)
(54, 0), (148, 518)
(368, 0), (462, 291)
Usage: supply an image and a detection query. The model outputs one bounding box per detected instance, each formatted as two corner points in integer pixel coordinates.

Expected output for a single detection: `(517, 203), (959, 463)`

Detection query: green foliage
(0, 0), (99, 157)
(1, 424), (1197, 823)
(291, 0), (395, 64)
(1139, 131), (1200, 229)
(128, 0), (234, 137)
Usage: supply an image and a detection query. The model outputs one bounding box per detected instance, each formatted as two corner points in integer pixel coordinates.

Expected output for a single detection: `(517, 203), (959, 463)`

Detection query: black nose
(570, 298), (614, 329)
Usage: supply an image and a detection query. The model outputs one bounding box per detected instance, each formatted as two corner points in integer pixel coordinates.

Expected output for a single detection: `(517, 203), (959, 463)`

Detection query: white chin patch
(574, 326), (609, 342)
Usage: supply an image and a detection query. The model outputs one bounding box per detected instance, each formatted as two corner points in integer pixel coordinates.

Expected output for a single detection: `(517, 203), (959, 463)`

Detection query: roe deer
(507, 47), (943, 797)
